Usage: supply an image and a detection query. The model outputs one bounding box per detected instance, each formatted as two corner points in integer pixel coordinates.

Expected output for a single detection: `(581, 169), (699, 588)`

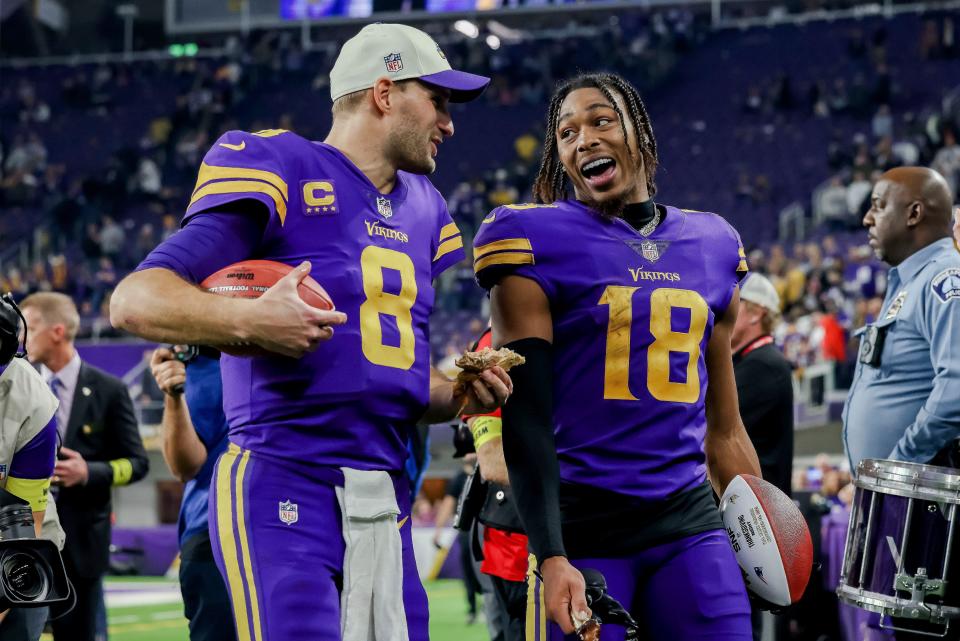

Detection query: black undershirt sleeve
(501, 337), (566, 563)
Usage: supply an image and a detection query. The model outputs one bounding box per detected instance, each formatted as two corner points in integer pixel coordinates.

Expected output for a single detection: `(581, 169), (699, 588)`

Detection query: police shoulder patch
(931, 267), (960, 303)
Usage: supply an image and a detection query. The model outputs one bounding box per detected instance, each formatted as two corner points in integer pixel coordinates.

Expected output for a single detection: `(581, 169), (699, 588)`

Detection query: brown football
(200, 259), (334, 357)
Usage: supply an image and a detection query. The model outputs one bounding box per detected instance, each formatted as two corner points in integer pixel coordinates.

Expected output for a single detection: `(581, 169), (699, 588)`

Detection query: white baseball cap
(330, 23), (490, 103)
(740, 273), (781, 314)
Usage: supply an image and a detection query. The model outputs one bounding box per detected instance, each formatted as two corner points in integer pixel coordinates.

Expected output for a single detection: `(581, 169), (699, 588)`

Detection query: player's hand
(150, 347), (186, 396)
(456, 366), (512, 415)
(244, 261), (348, 358)
(540, 556), (591, 634)
(53, 447), (89, 487)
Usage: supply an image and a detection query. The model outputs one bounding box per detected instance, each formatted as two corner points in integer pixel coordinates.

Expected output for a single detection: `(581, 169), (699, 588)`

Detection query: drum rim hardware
(839, 458), (960, 635)
(858, 459), (960, 498)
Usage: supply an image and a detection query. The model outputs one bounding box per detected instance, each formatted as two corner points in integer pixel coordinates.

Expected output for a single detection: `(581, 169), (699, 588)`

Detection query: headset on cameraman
(0, 293), (28, 366)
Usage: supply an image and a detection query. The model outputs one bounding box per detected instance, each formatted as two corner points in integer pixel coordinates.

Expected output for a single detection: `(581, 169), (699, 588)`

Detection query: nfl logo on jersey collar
(377, 196), (394, 218)
(279, 499), (298, 525)
(625, 239), (671, 263)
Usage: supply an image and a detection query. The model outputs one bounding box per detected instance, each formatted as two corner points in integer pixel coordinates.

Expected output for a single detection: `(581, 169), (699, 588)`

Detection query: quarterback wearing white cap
(111, 22), (511, 641)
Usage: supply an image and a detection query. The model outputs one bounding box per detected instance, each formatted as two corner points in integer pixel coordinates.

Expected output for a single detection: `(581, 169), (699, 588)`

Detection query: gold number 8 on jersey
(359, 246), (418, 370)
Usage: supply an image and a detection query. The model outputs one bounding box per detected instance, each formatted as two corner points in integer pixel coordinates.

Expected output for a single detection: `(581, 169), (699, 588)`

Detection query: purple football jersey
(161, 129), (464, 472)
(474, 200), (747, 500)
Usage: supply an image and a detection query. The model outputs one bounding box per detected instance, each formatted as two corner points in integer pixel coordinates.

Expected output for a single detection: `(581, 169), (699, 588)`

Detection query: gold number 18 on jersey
(599, 286), (709, 403)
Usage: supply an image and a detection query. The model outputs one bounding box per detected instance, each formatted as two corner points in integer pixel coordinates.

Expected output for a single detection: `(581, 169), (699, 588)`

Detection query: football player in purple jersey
(474, 73), (761, 640)
(110, 24), (510, 641)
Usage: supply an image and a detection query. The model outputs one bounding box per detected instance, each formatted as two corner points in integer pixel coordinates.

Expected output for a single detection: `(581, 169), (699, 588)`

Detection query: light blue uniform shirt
(843, 238), (960, 473)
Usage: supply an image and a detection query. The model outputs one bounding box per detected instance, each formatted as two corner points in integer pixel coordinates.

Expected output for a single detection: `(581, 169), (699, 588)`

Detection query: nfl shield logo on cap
(330, 24), (489, 103)
(384, 52), (403, 73)
(279, 499), (299, 525)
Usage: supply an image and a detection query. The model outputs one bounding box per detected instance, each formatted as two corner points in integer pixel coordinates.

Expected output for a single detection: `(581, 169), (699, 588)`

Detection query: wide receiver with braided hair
(473, 72), (761, 640)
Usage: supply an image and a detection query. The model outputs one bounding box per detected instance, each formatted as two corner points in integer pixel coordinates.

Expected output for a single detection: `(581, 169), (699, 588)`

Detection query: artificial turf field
(40, 577), (489, 641)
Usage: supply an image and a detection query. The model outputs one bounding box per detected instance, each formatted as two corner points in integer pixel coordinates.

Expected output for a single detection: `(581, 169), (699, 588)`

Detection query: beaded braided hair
(532, 73), (659, 204)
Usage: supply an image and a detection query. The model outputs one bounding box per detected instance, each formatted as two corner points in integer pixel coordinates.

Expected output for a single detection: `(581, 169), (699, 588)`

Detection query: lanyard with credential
(740, 335), (774, 358)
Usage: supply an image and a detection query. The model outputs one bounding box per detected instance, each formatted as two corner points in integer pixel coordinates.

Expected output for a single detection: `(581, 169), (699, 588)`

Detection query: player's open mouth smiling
(580, 156), (617, 188)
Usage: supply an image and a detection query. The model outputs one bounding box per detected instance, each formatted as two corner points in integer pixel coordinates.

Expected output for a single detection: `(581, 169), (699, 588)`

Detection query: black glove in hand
(581, 568), (641, 639)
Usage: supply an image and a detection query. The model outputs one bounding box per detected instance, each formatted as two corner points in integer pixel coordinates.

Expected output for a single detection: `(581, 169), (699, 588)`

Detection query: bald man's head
(863, 166), (955, 265)
(882, 166), (954, 224)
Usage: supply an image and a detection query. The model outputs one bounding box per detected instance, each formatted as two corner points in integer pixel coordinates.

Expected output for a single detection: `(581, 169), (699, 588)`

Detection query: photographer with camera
(149, 345), (234, 641)
(0, 294), (68, 641)
(20, 292), (148, 641)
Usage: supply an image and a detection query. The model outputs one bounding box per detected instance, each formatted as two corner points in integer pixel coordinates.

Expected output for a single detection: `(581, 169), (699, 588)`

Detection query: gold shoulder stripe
(439, 222), (460, 242)
(190, 180), (288, 224)
(474, 238), (533, 259)
(482, 213), (496, 224)
(680, 208), (705, 213)
(252, 129), (288, 138)
(434, 236), (464, 262)
(503, 203), (557, 210)
(475, 252), (535, 273)
(737, 260), (749, 272)
(738, 247), (746, 258)
(194, 163), (288, 200)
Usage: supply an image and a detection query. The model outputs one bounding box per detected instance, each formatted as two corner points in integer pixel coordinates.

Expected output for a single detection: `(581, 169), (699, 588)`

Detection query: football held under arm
(110, 208), (268, 345)
(705, 288), (761, 494)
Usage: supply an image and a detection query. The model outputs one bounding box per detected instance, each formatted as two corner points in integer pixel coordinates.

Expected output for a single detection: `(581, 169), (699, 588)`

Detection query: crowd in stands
(1, 11), (958, 381)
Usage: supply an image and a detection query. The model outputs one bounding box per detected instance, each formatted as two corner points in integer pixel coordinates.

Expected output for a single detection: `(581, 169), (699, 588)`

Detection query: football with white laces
(719, 474), (813, 607)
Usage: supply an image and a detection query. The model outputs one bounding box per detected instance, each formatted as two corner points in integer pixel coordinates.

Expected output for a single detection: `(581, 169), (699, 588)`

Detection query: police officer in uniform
(843, 167), (960, 639)
(843, 166), (960, 470)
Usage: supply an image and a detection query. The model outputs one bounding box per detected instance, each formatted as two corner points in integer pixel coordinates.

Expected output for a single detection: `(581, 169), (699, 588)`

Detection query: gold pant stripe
(216, 446), (251, 641)
(525, 554), (545, 641)
(233, 449), (264, 641)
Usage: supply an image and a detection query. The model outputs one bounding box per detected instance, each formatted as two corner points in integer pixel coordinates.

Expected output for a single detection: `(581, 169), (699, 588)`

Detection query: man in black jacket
(21, 293), (149, 641)
(730, 273), (794, 496)
(730, 273), (794, 641)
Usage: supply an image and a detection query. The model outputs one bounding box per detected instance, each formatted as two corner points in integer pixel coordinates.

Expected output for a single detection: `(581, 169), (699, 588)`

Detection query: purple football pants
(530, 529), (752, 641)
(209, 443), (429, 641)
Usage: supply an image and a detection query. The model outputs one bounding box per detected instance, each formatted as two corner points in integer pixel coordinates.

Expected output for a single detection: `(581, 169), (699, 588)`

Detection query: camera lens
(1, 550), (48, 601)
